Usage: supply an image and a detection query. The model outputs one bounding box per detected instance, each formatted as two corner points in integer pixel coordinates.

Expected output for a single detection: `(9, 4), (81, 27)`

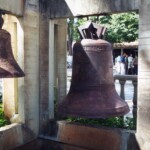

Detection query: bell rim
(58, 104), (130, 119)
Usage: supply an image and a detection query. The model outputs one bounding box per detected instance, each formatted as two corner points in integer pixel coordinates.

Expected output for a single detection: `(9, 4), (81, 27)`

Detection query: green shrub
(66, 116), (136, 130)
(0, 103), (10, 127)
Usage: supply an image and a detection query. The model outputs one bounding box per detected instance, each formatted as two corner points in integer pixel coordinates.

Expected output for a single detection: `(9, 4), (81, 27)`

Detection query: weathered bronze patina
(58, 21), (129, 118)
(0, 12), (25, 78)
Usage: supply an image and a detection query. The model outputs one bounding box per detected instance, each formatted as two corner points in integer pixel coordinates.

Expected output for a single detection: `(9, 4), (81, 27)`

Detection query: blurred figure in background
(116, 55), (121, 74)
(124, 53), (128, 75)
(128, 54), (134, 75)
(67, 55), (73, 68)
(120, 53), (126, 75)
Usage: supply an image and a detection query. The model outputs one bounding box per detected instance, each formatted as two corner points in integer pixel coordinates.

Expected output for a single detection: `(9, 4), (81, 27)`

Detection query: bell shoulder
(0, 29), (10, 36)
(0, 29), (11, 40)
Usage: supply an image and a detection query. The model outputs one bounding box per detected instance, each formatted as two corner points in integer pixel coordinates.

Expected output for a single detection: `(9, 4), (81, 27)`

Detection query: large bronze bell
(0, 13), (25, 78)
(58, 21), (129, 118)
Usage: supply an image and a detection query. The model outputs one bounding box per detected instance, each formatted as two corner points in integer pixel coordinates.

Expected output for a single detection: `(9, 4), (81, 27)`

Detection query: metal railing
(114, 75), (137, 118)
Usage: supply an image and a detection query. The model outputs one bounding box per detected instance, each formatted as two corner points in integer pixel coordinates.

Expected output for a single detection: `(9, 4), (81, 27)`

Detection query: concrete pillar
(39, 18), (67, 134)
(2, 15), (24, 123)
(48, 19), (67, 120)
(119, 79), (126, 100)
(23, 0), (40, 136)
(39, 8), (50, 134)
(48, 20), (55, 120)
(132, 80), (137, 118)
(137, 0), (150, 149)
(55, 19), (67, 104)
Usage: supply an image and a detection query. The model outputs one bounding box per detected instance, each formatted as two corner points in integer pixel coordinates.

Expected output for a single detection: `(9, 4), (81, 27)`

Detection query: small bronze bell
(0, 12), (25, 78)
(58, 21), (129, 118)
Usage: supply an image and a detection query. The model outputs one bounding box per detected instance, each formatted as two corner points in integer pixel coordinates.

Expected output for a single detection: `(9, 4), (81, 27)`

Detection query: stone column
(48, 19), (67, 120)
(137, 0), (150, 149)
(132, 80), (137, 118)
(39, 0), (50, 134)
(39, 1), (67, 133)
(119, 79), (126, 100)
(2, 15), (24, 123)
(2, 15), (19, 119)
(55, 19), (67, 104)
(23, 0), (40, 136)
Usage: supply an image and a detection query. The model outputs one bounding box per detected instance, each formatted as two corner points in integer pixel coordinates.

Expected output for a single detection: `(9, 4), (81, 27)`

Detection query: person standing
(120, 53), (126, 75)
(128, 54), (134, 75)
(116, 55), (121, 74)
(124, 53), (128, 75)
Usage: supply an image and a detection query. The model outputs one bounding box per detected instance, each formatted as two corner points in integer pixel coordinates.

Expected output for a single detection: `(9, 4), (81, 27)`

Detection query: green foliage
(68, 17), (87, 41)
(124, 116), (136, 130)
(68, 12), (139, 43)
(99, 12), (139, 43)
(66, 116), (136, 130)
(0, 103), (10, 127)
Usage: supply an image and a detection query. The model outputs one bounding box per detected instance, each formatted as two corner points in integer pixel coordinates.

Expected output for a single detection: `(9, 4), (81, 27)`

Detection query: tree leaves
(99, 12), (139, 43)
(0, 103), (10, 127)
(68, 12), (139, 43)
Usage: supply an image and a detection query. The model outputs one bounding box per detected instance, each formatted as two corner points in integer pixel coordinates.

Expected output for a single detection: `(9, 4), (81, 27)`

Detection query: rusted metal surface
(78, 21), (106, 39)
(0, 14), (25, 78)
(58, 39), (129, 118)
(58, 21), (129, 118)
